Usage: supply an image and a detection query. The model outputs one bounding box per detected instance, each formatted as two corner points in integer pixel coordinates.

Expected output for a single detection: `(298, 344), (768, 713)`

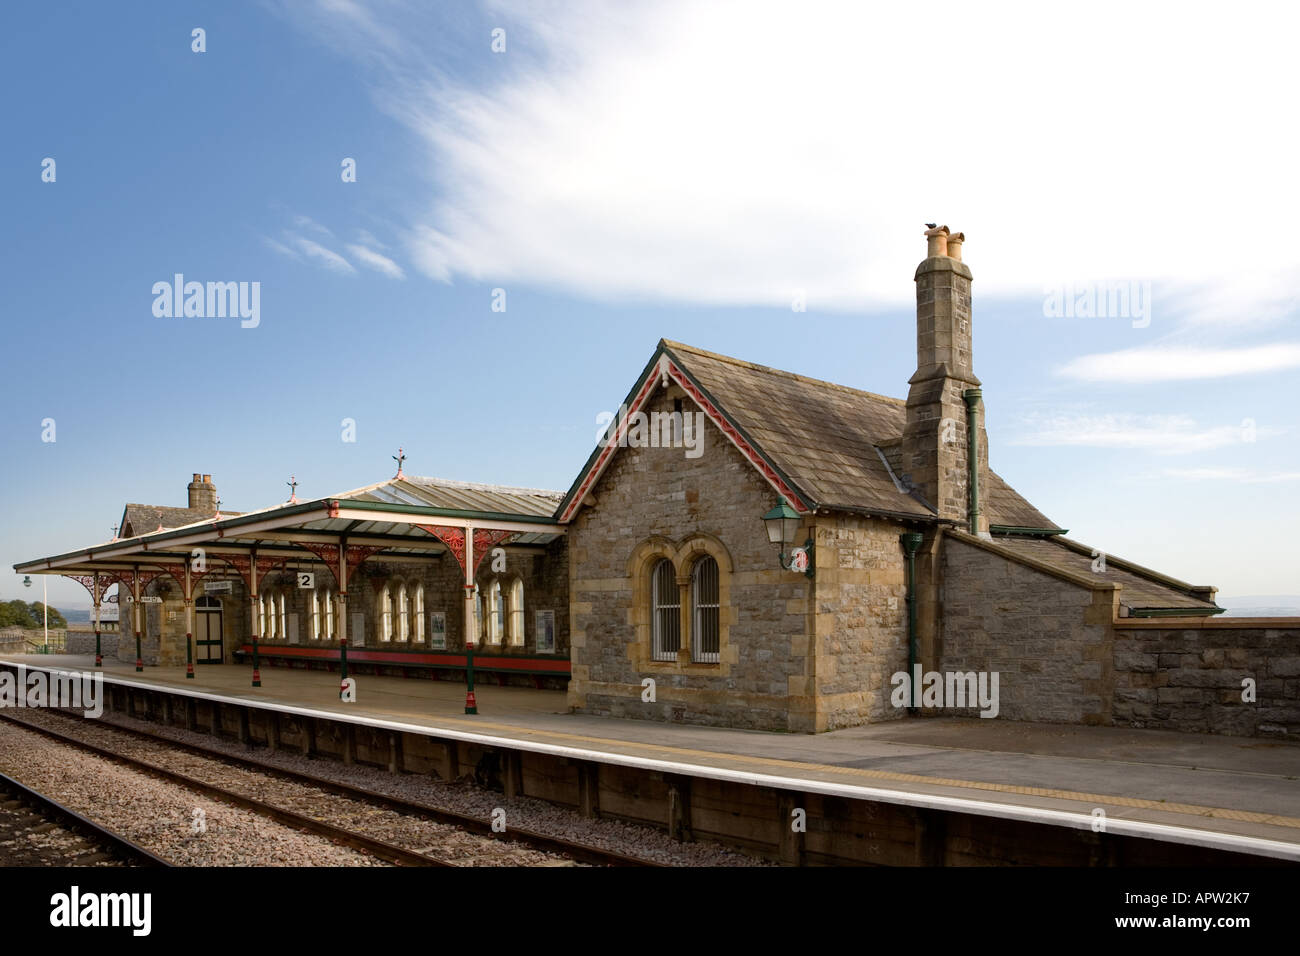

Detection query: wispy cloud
(292, 236), (356, 274)
(263, 236), (301, 261)
(1010, 413), (1276, 455)
(273, 0), (1300, 321)
(356, 229), (387, 250)
(347, 242), (405, 279)
(293, 214), (335, 239)
(1059, 344), (1300, 384)
(266, 213), (406, 278)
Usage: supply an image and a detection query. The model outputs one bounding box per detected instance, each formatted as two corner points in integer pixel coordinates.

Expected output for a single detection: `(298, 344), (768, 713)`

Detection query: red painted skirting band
(234, 644), (571, 674)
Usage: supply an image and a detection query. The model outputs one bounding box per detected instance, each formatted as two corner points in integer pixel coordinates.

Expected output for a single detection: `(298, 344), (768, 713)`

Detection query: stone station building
(16, 228), (1298, 737)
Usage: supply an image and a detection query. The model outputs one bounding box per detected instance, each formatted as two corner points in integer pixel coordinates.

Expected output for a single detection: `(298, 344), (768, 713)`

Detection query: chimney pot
(202, 474), (212, 484)
(192, 473), (201, 482)
(947, 232), (965, 261)
(924, 224), (950, 258)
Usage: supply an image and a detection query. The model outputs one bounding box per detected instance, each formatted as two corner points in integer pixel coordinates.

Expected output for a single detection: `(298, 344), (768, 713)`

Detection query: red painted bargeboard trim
(235, 644), (571, 673)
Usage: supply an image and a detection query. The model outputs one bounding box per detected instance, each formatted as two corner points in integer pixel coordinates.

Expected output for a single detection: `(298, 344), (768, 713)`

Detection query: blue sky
(2, 0), (1297, 608)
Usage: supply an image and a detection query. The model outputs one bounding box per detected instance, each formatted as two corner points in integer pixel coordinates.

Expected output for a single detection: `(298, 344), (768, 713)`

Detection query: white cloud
(1010, 413), (1272, 455)
(1164, 467), (1300, 483)
(263, 236), (301, 261)
(347, 243), (405, 278)
(293, 214), (335, 239)
(277, 0), (1300, 320)
(1161, 467), (1250, 481)
(291, 235), (357, 274)
(1059, 344), (1300, 383)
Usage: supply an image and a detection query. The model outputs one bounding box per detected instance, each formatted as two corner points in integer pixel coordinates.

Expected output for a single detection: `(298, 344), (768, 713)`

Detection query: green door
(195, 596), (224, 663)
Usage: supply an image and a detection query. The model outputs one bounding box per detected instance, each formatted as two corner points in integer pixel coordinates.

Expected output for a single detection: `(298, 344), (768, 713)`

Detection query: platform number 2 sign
(298, 572), (315, 589)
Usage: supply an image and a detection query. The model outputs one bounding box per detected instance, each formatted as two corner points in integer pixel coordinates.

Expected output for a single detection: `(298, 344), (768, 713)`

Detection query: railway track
(0, 770), (171, 867)
(0, 709), (659, 867)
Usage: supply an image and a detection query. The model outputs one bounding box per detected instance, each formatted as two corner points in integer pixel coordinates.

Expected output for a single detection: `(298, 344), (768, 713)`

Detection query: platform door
(195, 596), (224, 663)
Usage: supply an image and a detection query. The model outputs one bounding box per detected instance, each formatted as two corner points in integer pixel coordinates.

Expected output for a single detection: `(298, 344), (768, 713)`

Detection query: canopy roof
(15, 475), (565, 577)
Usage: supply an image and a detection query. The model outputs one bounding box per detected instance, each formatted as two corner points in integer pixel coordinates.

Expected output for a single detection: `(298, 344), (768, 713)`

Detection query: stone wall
(810, 513), (909, 729)
(940, 532), (1300, 738)
(0, 626), (67, 645)
(117, 577), (252, 667)
(568, 384), (813, 731)
(66, 632), (120, 658)
(939, 533), (1115, 723)
(1112, 620), (1300, 737)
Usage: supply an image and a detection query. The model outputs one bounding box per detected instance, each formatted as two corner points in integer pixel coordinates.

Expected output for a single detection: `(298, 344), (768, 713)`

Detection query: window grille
(692, 557), (720, 662)
(651, 559), (680, 661)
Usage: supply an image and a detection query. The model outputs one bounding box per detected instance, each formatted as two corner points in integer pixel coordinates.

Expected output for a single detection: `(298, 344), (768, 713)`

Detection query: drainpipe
(962, 388), (982, 535)
(900, 532), (923, 715)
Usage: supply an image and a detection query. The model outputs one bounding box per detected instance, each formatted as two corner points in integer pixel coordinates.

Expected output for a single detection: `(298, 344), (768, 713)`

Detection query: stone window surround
(628, 533), (734, 675)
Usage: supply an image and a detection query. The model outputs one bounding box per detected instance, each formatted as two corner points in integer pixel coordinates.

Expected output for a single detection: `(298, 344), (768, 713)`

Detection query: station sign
(204, 580), (233, 594)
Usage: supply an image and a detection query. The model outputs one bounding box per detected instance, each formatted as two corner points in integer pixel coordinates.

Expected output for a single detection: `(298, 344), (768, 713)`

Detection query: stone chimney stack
(901, 225), (989, 532)
(188, 473), (218, 512)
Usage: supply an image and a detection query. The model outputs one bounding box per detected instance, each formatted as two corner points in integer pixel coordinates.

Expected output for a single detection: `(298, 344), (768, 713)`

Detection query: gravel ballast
(19, 707), (770, 866)
(0, 719), (386, 866)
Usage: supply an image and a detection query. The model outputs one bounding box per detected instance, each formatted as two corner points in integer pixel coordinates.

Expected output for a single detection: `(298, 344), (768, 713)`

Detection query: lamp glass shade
(762, 499), (801, 546)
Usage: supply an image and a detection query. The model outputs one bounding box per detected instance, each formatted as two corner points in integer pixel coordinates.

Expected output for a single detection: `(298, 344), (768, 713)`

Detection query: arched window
(260, 589), (287, 640)
(323, 588), (335, 641)
(397, 582), (409, 642)
(486, 579), (503, 644)
(412, 583), (425, 642)
(508, 578), (524, 645)
(378, 585), (392, 642)
(651, 558), (680, 661)
(691, 556), (720, 662)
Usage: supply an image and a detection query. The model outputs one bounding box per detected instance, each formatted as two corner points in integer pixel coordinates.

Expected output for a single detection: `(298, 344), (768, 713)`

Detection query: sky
(1, 0), (1297, 609)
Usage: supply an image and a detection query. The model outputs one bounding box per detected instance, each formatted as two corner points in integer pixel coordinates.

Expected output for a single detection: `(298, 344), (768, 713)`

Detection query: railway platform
(4, 654), (1298, 865)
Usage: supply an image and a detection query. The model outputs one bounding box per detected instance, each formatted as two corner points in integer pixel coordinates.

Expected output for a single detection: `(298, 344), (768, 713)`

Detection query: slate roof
(655, 340), (1059, 528)
(118, 503), (242, 538)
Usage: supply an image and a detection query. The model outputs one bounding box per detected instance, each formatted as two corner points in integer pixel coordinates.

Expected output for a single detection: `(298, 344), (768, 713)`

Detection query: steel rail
(43, 707), (661, 867)
(0, 712), (450, 867)
(0, 768), (173, 867)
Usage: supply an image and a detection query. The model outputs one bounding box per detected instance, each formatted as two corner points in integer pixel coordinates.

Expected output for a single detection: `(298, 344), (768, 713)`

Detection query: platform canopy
(14, 474), (566, 580)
